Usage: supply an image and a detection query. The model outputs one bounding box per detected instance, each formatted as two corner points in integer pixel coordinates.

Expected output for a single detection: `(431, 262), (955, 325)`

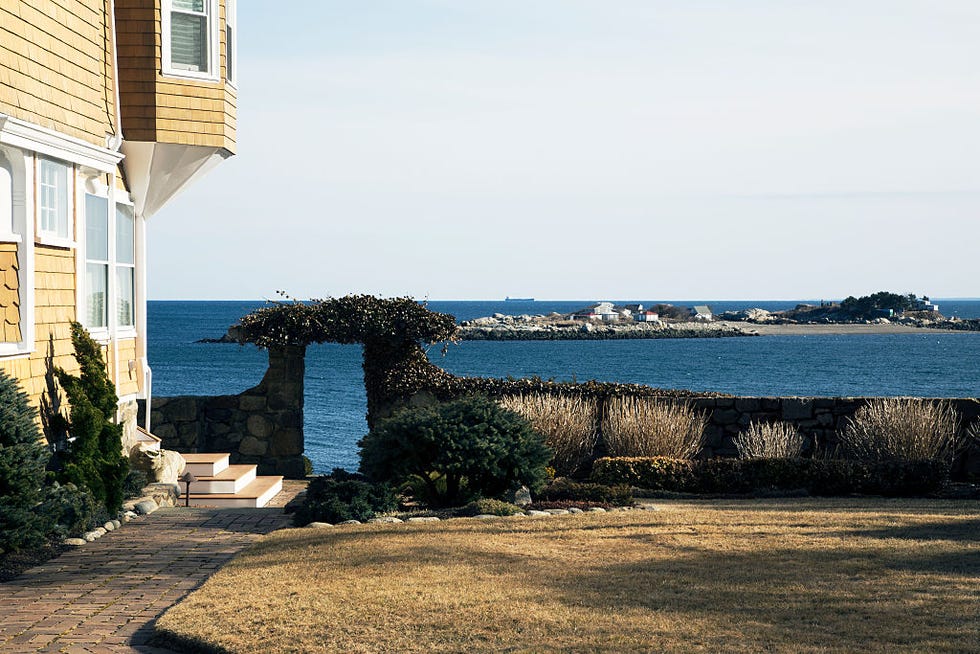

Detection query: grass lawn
(154, 498), (980, 653)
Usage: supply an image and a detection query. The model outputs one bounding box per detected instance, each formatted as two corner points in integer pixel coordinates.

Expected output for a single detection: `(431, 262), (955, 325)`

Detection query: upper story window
(38, 157), (72, 242)
(163, 0), (220, 81)
(226, 0), (237, 86)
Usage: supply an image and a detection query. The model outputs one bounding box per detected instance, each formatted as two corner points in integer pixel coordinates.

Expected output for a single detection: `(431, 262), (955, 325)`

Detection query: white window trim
(114, 199), (137, 335)
(82, 187), (110, 339)
(79, 181), (139, 343)
(161, 0), (222, 83)
(36, 156), (75, 248)
(0, 146), (35, 358)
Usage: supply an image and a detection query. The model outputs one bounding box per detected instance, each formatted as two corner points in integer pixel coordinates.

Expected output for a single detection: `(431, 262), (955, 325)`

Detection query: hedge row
(591, 456), (949, 497)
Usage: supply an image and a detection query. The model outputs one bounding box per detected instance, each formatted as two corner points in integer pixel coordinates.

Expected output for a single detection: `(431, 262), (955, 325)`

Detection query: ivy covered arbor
(235, 295), (459, 426)
(234, 295), (716, 430)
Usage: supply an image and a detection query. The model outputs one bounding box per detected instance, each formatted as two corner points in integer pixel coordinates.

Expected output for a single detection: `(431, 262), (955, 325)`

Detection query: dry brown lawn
(154, 499), (980, 653)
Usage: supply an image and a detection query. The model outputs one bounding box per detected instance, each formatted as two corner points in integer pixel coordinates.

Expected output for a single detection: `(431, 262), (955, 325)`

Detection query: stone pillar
(242, 345), (306, 478)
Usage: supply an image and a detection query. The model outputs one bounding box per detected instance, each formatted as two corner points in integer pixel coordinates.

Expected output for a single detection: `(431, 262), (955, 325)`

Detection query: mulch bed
(0, 539), (68, 583)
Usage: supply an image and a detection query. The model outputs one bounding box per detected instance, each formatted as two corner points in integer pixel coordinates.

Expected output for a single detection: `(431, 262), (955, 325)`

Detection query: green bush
(538, 477), (633, 506)
(591, 457), (698, 490)
(359, 395), (552, 507)
(122, 469), (149, 499)
(293, 469), (397, 526)
(39, 482), (98, 539)
(591, 456), (949, 497)
(0, 370), (55, 553)
(53, 323), (129, 514)
(459, 498), (524, 517)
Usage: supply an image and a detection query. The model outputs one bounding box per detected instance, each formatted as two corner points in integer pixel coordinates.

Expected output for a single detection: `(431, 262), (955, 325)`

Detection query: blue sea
(148, 299), (980, 473)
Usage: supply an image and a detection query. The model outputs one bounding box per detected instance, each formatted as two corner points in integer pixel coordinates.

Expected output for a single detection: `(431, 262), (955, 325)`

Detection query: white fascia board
(0, 115), (123, 172)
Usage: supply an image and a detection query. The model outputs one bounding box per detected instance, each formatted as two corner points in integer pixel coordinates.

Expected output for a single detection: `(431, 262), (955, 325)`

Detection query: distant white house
(912, 298), (940, 313)
(635, 311), (660, 322)
(572, 302), (619, 322)
(693, 305), (713, 321)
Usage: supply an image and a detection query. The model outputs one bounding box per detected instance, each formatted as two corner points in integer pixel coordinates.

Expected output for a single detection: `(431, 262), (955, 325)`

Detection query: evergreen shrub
(54, 323), (129, 514)
(293, 469), (397, 526)
(0, 370), (55, 553)
(359, 395), (552, 507)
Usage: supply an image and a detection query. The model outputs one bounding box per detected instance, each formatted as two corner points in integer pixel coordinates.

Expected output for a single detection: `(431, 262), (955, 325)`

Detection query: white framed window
(115, 203), (135, 330)
(38, 157), (73, 244)
(82, 192), (138, 335)
(226, 0), (237, 86)
(163, 0), (221, 81)
(84, 194), (109, 332)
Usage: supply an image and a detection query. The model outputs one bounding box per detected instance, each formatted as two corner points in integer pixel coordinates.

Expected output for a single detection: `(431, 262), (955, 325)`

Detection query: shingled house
(0, 1), (257, 500)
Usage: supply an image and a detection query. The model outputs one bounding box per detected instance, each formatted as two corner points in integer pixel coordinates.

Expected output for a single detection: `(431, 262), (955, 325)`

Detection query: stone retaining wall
(140, 346), (306, 478)
(690, 396), (980, 477)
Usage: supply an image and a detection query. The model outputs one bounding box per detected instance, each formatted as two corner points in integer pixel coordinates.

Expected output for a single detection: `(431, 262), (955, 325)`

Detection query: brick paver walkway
(0, 507), (291, 653)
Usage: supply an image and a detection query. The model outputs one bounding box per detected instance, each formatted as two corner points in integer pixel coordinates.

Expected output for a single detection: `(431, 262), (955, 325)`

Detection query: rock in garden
(526, 510), (550, 517)
(406, 516), (440, 523)
(134, 500), (158, 516)
(306, 522), (333, 528)
(545, 509), (570, 515)
(585, 507), (606, 513)
(567, 507), (584, 514)
(63, 538), (86, 546)
(110, 519), (121, 528)
(103, 521), (115, 531)
(338, 519), (362, 525)
(129, 444), (186, 485)
(367, 517), (403, 524)
(82, 531), (101, 542)
(474, 514), (498, 519)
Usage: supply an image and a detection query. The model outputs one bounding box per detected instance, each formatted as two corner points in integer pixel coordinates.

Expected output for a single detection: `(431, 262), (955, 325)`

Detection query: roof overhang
(119, 141), (231, 219)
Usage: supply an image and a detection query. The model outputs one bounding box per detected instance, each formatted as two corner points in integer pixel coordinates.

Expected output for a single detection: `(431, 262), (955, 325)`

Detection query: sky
(147, 1), (980, 301)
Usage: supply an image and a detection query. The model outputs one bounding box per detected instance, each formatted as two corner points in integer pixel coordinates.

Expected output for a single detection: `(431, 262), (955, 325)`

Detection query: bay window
(83, 194), (137, 333)
(84, 194), (109, 330)
(115, 204), (135, 329)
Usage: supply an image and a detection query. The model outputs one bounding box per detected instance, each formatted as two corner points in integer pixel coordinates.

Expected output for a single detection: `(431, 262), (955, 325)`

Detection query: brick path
(0, 507), (291, 653)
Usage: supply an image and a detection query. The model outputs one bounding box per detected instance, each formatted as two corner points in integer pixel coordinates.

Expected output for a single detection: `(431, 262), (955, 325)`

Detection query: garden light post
(180, 471), (197, 507)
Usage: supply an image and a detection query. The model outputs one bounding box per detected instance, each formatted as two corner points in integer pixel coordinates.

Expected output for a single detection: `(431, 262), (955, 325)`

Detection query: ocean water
(148, 299), (980, 473)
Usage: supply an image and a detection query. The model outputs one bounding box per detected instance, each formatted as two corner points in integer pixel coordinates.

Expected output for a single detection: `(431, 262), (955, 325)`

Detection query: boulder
(134, 500), (158, 516)
(63, 538), (87, 546)
(129, 444), (186, 485)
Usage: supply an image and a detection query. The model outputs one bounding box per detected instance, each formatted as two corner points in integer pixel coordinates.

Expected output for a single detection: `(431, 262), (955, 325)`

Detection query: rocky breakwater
(459, 313), (752, 340)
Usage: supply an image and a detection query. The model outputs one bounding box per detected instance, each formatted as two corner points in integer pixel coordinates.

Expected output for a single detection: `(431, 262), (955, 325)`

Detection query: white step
(180, 453), (229, 477)
(178, 464), (257, 494)
(185, 476), (284, 509)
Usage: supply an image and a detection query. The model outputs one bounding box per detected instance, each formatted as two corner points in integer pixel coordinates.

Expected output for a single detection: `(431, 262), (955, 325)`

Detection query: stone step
(178, 464), (257, 495)
(185, 476), (284, 509)
(180, 452), (229, 477)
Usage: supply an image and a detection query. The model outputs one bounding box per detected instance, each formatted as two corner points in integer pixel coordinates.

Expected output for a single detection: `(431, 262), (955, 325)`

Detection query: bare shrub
(734, 421), (805, 459)
(498, 394), (598, 475)
(841, 398), (959, 463)
(602, 396), (707, 459)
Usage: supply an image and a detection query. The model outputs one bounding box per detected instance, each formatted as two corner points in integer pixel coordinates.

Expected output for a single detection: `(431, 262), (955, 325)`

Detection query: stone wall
(141, 346), (306, 478)
(690, 395), (980, 477)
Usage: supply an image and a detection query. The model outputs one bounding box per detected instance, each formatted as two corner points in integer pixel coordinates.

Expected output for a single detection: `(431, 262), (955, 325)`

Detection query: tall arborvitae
(0, 370), (54, 553)
(56, 322), (129, 514)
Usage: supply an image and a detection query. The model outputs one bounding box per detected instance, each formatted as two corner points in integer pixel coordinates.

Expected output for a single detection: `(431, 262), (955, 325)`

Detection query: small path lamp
(180, 471), (197, 507)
